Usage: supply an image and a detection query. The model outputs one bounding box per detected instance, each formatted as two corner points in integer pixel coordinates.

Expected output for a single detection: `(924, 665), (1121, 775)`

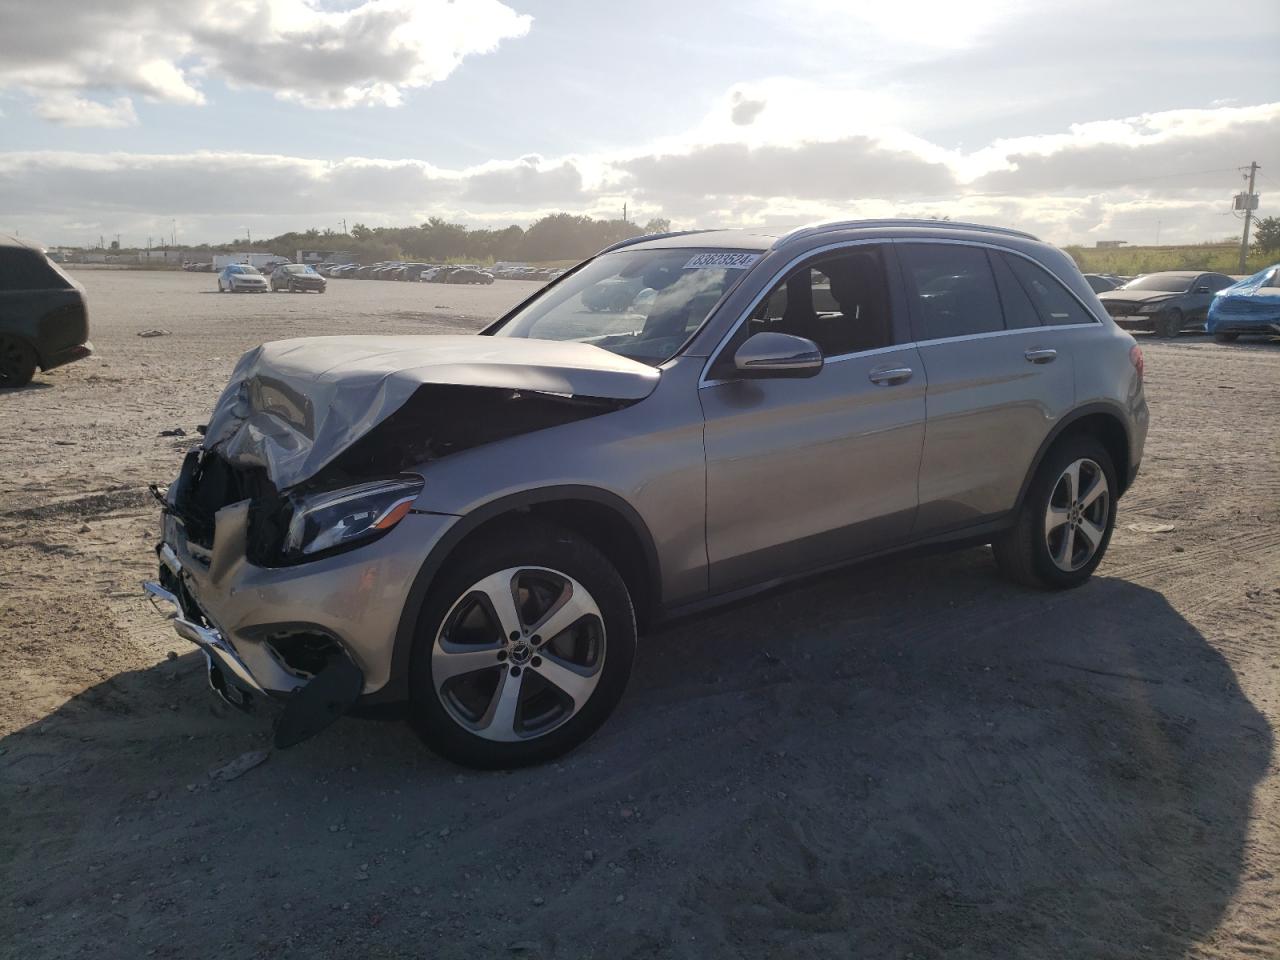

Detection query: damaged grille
(168, 449), (287, 563)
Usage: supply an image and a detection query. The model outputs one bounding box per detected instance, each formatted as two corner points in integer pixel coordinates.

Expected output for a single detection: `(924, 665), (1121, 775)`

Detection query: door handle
(1024, 348), (1058, 364)
(868, 365), (913, 385)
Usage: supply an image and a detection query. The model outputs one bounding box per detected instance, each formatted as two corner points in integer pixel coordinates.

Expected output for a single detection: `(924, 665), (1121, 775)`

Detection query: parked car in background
(1206, 264), (1280, 342)
(392, 263), (423, 281)
(444, 267), (495, 285)
(0, 235), (92, 388)
(355, 265), (380, 279)
(270, 263), (327, 294)
(217, 264), (269, 293)
(1083, 273), (1119, 293)
(145, 219), (1147, 767)
(1097, 271), (1235, 337)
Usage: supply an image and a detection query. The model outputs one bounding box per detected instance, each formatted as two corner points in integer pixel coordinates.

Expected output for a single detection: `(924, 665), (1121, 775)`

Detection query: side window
(899, 244), (1003, 339)
(1002, 254), (1095, 326)
(1204, 274), (1233, 292)
(0, 249), (61, 292)
(989, 253), (1041, 329)
(748, 247), (895, 356)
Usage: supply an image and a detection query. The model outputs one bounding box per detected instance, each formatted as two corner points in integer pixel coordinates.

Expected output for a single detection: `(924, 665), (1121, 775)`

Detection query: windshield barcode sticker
(684, 252), (760, 270)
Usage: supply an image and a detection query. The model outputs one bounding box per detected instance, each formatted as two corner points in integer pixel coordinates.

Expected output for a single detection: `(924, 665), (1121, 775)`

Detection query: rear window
(0, 248), (68, 292)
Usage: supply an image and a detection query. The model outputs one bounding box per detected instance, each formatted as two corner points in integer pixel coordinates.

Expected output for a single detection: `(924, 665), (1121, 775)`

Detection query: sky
(1, 0), (1278, 249)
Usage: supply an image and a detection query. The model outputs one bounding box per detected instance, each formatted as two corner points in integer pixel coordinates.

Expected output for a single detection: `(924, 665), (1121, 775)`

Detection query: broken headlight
(283, 477), (424, 559)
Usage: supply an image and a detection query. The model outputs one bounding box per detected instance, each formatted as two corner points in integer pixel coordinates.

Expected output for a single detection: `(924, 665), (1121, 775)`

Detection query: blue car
(1206, 264), (1280, 342)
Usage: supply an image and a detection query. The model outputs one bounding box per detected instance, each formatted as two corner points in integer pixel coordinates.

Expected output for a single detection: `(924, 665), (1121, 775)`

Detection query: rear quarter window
(1001, 254), (1096, 326)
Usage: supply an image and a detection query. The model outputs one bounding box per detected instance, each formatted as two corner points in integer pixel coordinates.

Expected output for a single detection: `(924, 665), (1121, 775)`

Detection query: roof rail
(597, 229), (721, 255)
(779, 218), (1039, 245)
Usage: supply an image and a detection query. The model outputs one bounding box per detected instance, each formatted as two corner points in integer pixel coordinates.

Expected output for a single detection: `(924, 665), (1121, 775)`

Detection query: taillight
(1129, 345), (1144, 383)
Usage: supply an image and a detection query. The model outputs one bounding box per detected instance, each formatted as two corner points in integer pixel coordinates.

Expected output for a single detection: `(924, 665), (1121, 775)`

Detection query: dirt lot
(2, 269), (1278, 959)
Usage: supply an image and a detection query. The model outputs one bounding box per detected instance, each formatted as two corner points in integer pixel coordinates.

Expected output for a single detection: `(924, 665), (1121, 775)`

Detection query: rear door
(699, 243), (926, 592)
(900, 241), (1084, 535)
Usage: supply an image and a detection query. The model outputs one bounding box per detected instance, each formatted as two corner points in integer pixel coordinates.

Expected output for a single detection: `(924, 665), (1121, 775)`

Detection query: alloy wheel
(431, 566), (606, 742)
(1044, 458), (1110, 572)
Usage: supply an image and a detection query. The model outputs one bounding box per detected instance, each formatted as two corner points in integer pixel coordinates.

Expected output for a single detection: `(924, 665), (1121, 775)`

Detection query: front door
(699, 244), (926, 593)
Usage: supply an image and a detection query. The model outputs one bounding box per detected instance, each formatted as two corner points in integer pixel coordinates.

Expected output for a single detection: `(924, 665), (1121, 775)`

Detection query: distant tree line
(191, 213), (673, 265)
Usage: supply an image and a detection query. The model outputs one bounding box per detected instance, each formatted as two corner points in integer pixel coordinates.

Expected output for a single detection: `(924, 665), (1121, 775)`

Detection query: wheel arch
(374, 485), (662, 705)
(1013, 403), (1134, 513)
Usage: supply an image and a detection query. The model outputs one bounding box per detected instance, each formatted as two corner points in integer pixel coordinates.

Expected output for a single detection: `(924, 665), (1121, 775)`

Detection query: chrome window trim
(912, 321), (1104, 350)
(698, 236), (1104, 389)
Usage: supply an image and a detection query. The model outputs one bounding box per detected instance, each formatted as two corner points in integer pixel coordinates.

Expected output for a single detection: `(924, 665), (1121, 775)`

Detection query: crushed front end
(144, 448), (456, 746)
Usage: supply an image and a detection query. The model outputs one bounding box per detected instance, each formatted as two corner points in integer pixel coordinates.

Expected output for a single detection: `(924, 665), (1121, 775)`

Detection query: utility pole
(622, 202), (627, 223)
(1239, 161), (1259, 273)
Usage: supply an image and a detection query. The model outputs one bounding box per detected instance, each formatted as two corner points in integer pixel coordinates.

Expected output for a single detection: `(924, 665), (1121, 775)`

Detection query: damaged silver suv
(145, 220), (1149, 768)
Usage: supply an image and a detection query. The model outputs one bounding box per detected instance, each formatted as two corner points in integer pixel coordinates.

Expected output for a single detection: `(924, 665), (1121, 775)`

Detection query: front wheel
(992, 436), (1117, 589)
(1214, 332), (1239, 343)
(409, 523), (636, 768)
(0, 335), (38, 388)
(1154, 308), (1183, 338)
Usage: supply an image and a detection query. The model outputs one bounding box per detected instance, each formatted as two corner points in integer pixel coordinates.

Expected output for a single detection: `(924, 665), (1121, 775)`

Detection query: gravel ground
(2, 269), (1278, 959)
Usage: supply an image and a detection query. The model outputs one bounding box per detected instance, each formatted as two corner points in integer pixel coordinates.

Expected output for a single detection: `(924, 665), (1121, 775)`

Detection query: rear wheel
(993, 436), (1117, 589)
(0, 336), (38, 388)
(1154, 308), (1184, 338)
(1214, 332), (1240, 343)
(409, 523), (636, 768)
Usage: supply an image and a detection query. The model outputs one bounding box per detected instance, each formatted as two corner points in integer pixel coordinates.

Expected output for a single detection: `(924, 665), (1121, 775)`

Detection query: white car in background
(217, 264), (269, 293)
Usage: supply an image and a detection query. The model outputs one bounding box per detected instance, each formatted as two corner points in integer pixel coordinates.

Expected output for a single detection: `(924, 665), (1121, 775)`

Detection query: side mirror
(732, 331), (823, 378)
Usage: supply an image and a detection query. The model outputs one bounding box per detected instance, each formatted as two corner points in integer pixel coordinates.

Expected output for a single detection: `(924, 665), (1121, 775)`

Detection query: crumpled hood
(203, 335), (660, 489)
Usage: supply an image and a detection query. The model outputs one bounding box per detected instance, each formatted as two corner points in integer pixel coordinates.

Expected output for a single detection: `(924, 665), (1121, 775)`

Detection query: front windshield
(491, 248), (759, 364)
(283, 264), (309, 274)
(1121, 274), (1189, 292)
(235, 265), (261, 275)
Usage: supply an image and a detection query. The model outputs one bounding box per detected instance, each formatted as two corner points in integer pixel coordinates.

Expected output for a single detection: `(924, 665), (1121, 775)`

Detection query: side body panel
(409, 357), (711, 607)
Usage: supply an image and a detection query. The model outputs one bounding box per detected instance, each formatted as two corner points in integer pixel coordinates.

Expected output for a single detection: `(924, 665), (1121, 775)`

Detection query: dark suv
(0, 237), (92, 387)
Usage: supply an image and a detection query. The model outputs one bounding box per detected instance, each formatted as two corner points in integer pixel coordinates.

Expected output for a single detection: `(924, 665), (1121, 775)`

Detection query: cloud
(0, 0), (532, 118)
(2, 97), (1275, 249)
(617, 137), (956, 204)
(461, 157), (585, 205)
(967, 104), (1280, 195)
(730, 92), (766, 126)
(31, 94), (139, 128)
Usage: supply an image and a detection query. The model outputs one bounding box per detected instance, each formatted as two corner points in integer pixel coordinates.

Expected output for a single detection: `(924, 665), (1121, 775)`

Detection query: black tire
(409, 522), (636, 769)
(992, 435), (1118, 590)
(0, 336), (38, 388)
(1154, 308), (1183, 338)
(1214, 332), (1239, 343)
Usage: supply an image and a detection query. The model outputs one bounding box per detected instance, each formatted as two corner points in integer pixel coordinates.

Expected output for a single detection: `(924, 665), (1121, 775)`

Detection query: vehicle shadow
(2, 546), (1270, 959)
